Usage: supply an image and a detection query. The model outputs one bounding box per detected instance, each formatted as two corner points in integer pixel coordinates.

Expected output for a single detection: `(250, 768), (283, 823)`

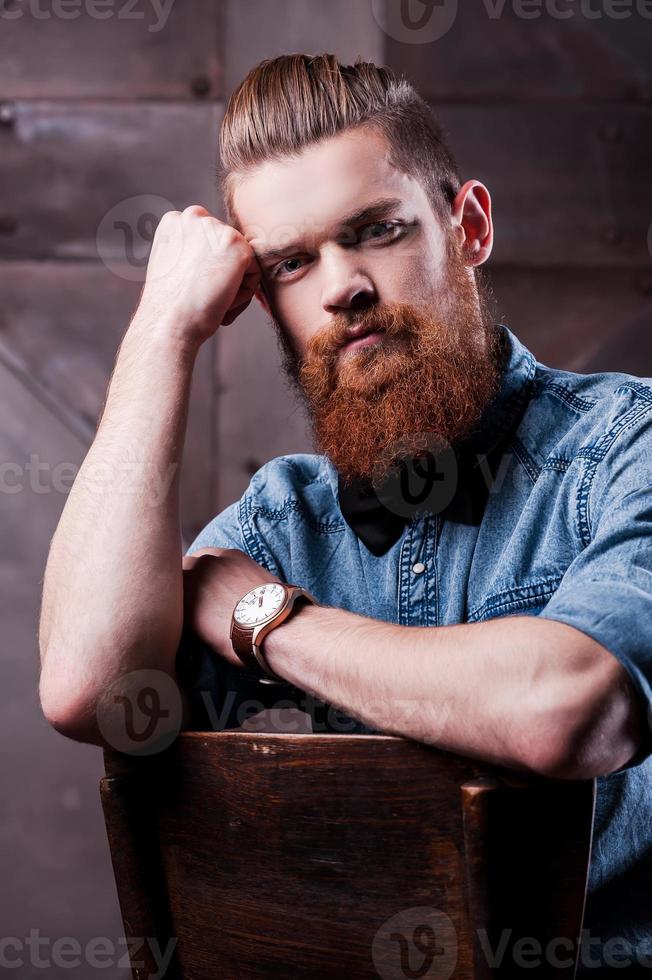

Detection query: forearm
(39, 308), (199, 726)
(264, 605), (628, 777)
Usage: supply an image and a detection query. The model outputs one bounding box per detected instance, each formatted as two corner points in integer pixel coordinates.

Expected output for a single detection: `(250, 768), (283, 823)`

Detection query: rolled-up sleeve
(183, 498), (244, 555)
(538, 408), (652, 771)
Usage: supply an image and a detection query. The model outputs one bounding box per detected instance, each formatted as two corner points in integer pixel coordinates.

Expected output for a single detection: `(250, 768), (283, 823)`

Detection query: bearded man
(40, 54), (652, 973)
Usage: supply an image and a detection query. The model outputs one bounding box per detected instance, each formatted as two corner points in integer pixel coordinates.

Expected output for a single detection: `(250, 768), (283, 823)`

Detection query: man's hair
(218, 52), (461, 228)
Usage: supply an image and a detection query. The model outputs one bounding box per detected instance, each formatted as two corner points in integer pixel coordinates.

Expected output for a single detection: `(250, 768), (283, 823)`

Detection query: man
(39, 55), (652, 971)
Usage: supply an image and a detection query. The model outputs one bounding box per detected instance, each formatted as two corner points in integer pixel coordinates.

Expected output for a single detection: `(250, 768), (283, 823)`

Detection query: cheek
(269, 283), (317, 353)
(373, 248), (441, 303)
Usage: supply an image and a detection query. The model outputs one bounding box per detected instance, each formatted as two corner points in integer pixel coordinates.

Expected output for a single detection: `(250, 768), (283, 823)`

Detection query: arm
(181, 547), (646, 780)
(38, 206), (261, 745)
(263, 606), (646, 780)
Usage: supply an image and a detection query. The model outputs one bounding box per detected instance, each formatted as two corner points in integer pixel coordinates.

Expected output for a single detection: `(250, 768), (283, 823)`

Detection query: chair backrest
(101, 732), (595, 980)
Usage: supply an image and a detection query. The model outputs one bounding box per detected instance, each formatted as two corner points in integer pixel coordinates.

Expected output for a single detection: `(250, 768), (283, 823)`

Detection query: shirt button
(412, 562), (426, 574)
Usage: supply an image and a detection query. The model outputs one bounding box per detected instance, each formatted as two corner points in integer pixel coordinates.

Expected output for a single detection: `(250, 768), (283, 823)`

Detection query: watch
(230, 582), (317, 684)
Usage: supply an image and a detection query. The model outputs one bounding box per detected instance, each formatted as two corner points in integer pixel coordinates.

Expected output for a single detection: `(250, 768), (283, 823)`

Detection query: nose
(321, 255), (377, 315)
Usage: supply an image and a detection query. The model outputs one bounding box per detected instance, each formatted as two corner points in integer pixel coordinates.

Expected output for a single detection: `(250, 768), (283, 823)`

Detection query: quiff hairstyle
(218, 52), (461, 230)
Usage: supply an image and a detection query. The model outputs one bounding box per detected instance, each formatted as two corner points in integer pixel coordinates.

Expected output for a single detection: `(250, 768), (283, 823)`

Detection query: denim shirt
(180, 324), (652, 969)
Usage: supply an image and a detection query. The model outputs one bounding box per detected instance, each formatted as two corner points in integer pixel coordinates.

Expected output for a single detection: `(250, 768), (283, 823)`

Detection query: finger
(228, 281), (258, 308)
(242, 266), (262, 290)
(222, 279), (258, 314)
(182, 204), (211, 219)
(243, 247), (262, 279)
(183, 548), (226, 568)
(221, 299), (252, 326)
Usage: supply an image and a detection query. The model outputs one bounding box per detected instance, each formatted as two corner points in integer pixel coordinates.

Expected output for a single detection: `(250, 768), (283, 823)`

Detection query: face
(232, 125), (502, 482)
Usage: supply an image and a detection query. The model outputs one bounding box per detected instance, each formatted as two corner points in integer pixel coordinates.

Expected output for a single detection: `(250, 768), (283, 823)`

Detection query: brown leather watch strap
(230, 585), (317, 684)
(231, 620), (263, 671)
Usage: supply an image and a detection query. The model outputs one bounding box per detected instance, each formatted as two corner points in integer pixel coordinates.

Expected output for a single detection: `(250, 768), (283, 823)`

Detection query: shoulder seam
(614, 381), (652, 403)
(538, 380), (597, 414)
(578, 399), (652, 545)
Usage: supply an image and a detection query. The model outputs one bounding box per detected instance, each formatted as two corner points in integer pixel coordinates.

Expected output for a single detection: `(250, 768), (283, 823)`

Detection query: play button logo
(371, 0), (458, 43)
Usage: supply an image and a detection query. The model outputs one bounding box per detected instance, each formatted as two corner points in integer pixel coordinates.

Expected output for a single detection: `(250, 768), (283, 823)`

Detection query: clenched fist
(137, 205), (262, 348)
(181, 547), (281, 669)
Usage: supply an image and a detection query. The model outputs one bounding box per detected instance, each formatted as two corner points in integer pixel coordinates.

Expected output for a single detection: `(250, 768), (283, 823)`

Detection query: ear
(450, 179), (493, 266)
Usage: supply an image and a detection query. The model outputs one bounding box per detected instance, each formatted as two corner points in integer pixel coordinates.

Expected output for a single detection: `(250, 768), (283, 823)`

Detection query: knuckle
(221, 547), (244, 560)
(187, 546), (226, 560)
(182, 204), (209, 218)
(222, 230), (244, 253)
(219, 222), (242, 243)
(232, 239), (252, 263)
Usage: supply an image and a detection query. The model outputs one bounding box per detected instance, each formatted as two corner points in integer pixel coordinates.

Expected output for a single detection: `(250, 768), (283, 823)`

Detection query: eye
(358, 220), (402, 244)
(273, 256), (307, 279)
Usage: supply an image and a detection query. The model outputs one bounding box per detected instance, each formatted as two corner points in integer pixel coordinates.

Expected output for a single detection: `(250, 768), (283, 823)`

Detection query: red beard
(292, 243), (503, 483)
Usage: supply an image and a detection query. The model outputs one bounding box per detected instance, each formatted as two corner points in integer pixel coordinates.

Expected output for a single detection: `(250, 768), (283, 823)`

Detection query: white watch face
(234, 583), (287, 626)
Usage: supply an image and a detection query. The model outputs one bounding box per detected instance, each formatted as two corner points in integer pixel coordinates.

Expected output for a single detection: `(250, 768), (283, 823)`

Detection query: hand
(137, 205), (262, 348)
(181, 547), (281, 668)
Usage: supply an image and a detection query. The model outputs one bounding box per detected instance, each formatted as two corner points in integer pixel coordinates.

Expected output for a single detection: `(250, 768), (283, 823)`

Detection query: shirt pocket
(467, 573), (566, 623)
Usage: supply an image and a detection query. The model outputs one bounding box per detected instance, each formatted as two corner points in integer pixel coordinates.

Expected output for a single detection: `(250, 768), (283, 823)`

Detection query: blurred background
(1, 1), (651, 975)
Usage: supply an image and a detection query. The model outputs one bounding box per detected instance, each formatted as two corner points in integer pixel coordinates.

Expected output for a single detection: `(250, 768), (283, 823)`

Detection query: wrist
(129, 305), (202, 361)
(262, 601), (331, 682)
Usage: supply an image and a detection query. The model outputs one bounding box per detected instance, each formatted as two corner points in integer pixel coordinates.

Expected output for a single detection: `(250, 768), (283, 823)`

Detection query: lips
(340, 330), (385, 354)
(339, 324), (385, 353)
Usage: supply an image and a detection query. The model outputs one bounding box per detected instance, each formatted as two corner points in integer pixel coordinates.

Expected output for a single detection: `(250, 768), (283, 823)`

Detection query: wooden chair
(101, 732), (595, 979)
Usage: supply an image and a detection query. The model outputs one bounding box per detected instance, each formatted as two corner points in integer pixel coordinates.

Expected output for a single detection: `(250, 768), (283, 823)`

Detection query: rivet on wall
(601, 228), (624, 247)
(190, 76), (212, 99)
(0, 216), (17, 235)
(0, 102), (16, 129)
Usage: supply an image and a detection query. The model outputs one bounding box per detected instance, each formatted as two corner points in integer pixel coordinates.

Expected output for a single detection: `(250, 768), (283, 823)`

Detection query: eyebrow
(252, 196), (406, 266)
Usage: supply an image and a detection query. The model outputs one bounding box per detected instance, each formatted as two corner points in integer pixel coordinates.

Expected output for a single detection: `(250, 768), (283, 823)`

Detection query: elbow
(39, 656), (189, 749)
(527, 737), (601, 782)
(524, 718), (611, 781)
(39, 659), (105, 746)
(524, 666), (647, 782)
(40, 699), (102, 746)
(39, 683), (100, 746)
(528, 737), (637, 783)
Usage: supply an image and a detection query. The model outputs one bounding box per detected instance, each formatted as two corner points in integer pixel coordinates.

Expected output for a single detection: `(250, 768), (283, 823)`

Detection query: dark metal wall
(1, 2), (650, 976)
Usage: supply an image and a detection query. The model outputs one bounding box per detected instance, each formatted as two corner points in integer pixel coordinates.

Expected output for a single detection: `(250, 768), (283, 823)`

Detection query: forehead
(232, 127), (429, 245)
